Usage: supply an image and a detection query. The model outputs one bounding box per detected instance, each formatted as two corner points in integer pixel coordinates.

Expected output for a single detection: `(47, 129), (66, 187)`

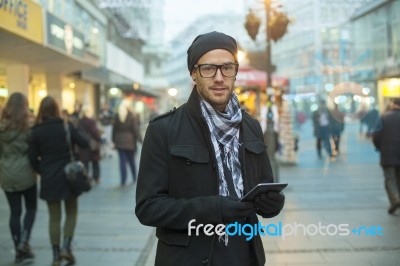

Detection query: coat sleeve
(135, 119), (222, 230)
(372, 116), (383, 150)
(27, 129), (40, 173)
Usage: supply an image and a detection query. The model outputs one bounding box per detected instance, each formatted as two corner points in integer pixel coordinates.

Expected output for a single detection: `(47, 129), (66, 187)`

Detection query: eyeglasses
(194, 63), (239, 78)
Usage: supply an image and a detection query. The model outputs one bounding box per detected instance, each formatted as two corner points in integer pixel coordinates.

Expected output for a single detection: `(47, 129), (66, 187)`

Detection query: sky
(162, 0), (247, 42)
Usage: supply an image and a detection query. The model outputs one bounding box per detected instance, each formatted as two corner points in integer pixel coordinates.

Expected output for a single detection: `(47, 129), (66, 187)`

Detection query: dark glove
(220, 196), (256, 223)
(255, 192), (285, 218)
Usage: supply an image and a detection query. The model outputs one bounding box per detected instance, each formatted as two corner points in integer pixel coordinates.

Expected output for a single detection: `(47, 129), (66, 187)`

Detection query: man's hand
(220, 196), (256, 223)
(255, 192), (285, 218)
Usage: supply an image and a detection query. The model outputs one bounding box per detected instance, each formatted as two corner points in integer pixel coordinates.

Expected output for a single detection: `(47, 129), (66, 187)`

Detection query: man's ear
(191, 72), (196, 82)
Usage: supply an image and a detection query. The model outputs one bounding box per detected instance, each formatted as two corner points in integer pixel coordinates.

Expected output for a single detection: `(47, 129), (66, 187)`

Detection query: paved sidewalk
(259, 122), (400, 266)
(0, 149), (149, 266)
(1, 122), (399, 266)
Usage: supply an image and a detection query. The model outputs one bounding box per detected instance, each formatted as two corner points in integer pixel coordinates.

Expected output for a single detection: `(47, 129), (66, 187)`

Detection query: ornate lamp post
(244, 1), (289, 181)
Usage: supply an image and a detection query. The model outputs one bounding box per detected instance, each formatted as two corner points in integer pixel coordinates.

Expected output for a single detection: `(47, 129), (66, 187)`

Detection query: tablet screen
(240, 183), (288, 202)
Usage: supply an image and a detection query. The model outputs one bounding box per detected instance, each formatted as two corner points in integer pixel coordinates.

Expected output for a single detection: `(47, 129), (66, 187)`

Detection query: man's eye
(202, 66), (215, 71)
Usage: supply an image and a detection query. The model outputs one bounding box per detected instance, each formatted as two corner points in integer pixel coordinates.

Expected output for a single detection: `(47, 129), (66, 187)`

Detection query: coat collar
(186, 86), (204, 119)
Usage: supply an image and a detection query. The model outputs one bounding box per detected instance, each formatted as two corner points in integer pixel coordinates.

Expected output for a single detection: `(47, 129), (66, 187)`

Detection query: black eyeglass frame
(193, 63), (239, 78)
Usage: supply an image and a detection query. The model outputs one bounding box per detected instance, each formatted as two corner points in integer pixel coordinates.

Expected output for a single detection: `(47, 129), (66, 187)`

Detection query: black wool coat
(28, 118), (89, 201)
(135, 89), (275, 266)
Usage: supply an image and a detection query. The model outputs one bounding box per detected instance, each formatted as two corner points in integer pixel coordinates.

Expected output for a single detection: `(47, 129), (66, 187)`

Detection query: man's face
(191, 49), (237, 111)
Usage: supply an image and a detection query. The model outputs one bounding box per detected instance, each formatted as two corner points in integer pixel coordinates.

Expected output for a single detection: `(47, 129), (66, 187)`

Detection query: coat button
(212, 163), (216, 169)
(186, 160), (191, 165)
(202, 258), (209, 265)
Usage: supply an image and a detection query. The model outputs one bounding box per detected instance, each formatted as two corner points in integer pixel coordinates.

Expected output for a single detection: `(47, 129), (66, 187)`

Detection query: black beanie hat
(187, 31), (238, 72)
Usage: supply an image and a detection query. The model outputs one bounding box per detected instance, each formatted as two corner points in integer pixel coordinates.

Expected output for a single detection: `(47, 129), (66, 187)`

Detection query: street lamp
(168, 87), (178, 97)
(168, 87), (178, 109)
(245, 1), (289, 91)
(109, 87), (120, 97)
(244, 1), (290, 181)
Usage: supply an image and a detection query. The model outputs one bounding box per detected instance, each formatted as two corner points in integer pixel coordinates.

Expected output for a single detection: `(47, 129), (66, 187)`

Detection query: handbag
(64, 123), (92, 195)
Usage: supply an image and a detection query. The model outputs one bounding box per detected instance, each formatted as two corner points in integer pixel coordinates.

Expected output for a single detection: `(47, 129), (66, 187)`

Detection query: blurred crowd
(0, 92), (142, 265)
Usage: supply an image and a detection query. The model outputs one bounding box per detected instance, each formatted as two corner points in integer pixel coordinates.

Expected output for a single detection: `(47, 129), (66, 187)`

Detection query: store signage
(0, 0), (43, 44)
(381, 78), (400, 97)
(0, 0), (28, 29)
(46, 12), (84, 58)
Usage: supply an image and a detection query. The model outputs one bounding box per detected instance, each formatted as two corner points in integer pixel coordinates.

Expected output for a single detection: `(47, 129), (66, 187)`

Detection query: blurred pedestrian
(0, 92), (37, 263)
(112, 98), (142, 186)
(61, 109), (70, 123)
(28, 96), (89, 265)
(312, 100), (333, 159)
(98, 102), (114, 158)
(259, 96), (280, 153)
(259, 95), (280, 136)
(296, 111), (306, 128)
(364, 106), (379, 138)
(78, 106), (102, 184)
(134, 112), (143, 144)
(329, 104), (345, 155)
(358, 108), (368, 135)
(135, 31), (284, 266)
(69, 101), (82, 128)
(372, 98), (400, 215)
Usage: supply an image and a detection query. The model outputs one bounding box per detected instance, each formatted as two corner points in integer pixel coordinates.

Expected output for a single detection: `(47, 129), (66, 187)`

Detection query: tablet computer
(240, 183), (288, 202)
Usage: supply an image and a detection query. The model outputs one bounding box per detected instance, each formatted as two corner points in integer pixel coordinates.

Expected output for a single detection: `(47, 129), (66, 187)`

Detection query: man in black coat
(373, 98), (400, 214)
(135, 31), (285, 266)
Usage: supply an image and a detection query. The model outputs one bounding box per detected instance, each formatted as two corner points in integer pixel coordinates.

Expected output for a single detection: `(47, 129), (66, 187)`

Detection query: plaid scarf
(200, 94), (243, 198)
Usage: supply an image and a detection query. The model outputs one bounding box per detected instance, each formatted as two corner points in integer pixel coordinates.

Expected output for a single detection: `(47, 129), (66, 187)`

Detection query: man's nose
(214, 68), (224, 82)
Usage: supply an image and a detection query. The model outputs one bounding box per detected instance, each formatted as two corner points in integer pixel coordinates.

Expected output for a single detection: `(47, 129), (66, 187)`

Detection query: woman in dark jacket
(77, 106), (102, 184)
(112, 99), (142, 186)
(0, 92), (37, 263)
(28, 96), (88, 266)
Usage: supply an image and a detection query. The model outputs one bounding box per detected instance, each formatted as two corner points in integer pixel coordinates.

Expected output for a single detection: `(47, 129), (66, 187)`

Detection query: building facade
(351, 0), (400, 110)
(0, 0), (105, 113)
(0, 0), (162, 120)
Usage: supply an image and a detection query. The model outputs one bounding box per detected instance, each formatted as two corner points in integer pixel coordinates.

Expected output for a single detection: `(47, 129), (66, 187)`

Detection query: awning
(115, 84), (159, 98)
(236, 64), (289, 88)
